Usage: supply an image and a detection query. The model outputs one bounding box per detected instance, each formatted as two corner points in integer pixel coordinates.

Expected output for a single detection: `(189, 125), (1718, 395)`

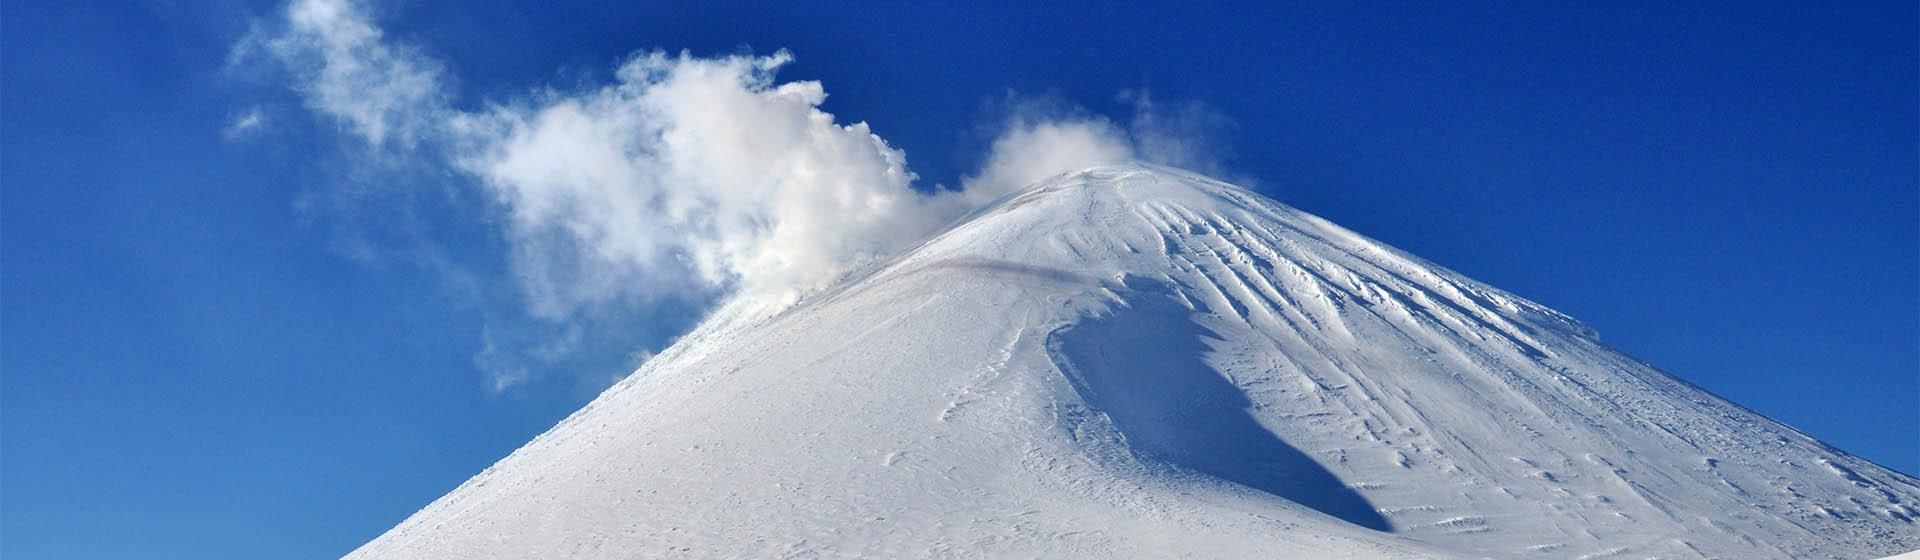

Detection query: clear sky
(3, 1), (1914, 558)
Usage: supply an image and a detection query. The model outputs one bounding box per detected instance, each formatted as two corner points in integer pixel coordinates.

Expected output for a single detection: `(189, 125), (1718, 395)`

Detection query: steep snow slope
(350, 164), (1918, 559)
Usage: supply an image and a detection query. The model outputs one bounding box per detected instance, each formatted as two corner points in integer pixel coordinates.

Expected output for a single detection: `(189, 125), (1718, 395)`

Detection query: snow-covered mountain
(349, 164), (1918, 559)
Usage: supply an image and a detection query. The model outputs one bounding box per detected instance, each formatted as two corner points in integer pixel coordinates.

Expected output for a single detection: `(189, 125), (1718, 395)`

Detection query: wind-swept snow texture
(350, 164), (1918, 559)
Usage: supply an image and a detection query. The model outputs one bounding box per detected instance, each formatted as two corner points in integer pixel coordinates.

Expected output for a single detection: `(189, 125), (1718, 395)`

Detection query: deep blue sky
(4, 1), (1915, 558)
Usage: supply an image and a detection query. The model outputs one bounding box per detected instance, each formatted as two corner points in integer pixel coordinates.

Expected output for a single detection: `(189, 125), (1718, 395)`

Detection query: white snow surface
(350, 164), (1919, 559)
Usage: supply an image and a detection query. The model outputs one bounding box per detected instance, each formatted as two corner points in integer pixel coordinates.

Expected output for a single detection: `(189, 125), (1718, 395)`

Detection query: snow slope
(349, 164), (1919, 559)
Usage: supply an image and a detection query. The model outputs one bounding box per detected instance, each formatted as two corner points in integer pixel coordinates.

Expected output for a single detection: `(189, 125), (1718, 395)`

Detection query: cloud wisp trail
(241, 0), (1233, 389)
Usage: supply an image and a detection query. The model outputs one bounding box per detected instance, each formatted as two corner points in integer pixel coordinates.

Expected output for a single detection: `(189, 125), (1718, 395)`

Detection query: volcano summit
(349, 165), (1918, 559)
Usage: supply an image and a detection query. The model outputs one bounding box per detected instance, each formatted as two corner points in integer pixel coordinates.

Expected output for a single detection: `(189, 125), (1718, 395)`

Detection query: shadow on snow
(1048, 278), (1393, 532)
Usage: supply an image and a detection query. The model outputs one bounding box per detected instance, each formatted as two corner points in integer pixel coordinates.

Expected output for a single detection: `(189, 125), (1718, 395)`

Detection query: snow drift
(348, 164), (1919, 558)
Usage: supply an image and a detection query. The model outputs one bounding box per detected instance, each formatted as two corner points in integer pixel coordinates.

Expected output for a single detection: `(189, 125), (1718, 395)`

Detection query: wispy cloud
(223, 106), (268, 140)
(1119, 90), (1239, 180)
(237, 0), (1237, 390)
(254, 0), (447, 148)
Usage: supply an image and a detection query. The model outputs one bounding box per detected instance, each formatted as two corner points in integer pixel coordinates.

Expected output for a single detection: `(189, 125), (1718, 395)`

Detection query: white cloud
(1119, 90), (1237, 178)
(261, 0), (448, 148)
(450, 50), (946, 315)
(958, 115), (1135, 205)
(223, 107), (268, 140)
(473, 324), (533, 392)
(953, 91), (1238, 204)
(243, 0), (1235, 389)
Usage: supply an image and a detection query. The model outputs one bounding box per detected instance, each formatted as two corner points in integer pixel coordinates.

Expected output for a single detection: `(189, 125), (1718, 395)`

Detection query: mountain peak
(350, 167), (1920, 559)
